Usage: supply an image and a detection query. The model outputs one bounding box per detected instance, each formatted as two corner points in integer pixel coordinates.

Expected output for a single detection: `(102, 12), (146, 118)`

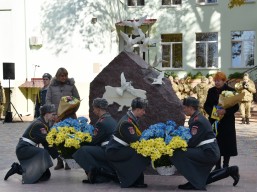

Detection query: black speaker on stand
(2, 62), (23, 123)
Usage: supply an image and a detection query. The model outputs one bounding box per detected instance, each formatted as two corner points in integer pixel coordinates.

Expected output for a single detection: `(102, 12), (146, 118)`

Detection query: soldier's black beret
(40, 104), (56, 115)
(93, 98), (108, 109)
(183, 97), (199, 107)
(42, 73), (52, 80)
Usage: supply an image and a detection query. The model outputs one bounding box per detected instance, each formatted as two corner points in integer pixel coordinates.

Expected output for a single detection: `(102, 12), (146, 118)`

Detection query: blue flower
(51, 117), (94, 135)
(140, 120), (192, 144)
(140, 122), (166, 141)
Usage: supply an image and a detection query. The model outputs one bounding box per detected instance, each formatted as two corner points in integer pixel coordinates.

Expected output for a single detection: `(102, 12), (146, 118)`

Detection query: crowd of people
(170, 73), (256, 123)
(4, 70), (256, 190)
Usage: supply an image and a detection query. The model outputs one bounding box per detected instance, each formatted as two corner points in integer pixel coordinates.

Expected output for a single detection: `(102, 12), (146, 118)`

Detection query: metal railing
(227, 66), (257, 85)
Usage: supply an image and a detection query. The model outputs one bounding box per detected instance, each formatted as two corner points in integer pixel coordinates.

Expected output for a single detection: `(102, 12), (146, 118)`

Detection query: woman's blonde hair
(55, 67), (68, 79)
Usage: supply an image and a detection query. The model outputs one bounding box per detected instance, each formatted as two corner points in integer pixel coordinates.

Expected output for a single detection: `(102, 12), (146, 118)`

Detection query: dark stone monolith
(89, 51), (185, 129)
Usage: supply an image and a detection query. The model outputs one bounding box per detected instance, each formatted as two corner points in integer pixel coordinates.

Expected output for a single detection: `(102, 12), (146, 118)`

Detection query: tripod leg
(10, 102), (23, 122)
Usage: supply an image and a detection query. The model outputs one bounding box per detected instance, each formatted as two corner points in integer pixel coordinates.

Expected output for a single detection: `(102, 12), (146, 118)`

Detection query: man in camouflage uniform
(192, 76), (209, 117)
(0, 80), (6, 120)
(178, 78), (191, 100)
(235, 73), (256, 124)
(208, 75), (215, 89)
(169, 76), (181, 99)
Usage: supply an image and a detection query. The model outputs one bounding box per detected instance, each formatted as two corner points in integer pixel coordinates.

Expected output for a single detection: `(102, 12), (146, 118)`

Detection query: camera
(243, 82), (248, 88)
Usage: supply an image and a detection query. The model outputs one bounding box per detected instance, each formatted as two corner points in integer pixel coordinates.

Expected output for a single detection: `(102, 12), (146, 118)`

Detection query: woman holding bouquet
(4, 104), (59, 183)
(105, 97), (150, 188)
(204, 72), (239, 169)
(73, 98), (118, 184)
(46, 67), (80, 170)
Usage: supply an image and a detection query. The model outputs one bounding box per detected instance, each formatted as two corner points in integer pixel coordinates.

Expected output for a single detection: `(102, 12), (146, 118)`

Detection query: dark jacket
(34, 87), (48, 118)
(91, 113), (117, 146)
(204, 84), (239, 156)
(105, 111), (150, 188)
(16, 117), (59, 183)
(170, 111), (220, 190)
(72, 113), (117, 173)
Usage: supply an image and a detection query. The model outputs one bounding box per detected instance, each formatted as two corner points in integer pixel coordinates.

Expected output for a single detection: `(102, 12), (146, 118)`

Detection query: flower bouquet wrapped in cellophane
(46, 117), (94, 159)
(211, 91), (245, 120)
(57, 96), (80, 120)
(218, 91), (245, 109)
(130, 120), (191, 173)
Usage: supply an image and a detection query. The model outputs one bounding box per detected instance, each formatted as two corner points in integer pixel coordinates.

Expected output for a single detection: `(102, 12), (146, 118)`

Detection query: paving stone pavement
(0, 119), (257, 192)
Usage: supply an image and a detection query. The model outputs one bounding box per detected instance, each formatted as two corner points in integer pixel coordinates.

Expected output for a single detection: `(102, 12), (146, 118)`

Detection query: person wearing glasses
(34, 73), (52, 118)
(46, 67), (80, 170)
(4, 104), (59, 184)
(105, 97), (150, 188)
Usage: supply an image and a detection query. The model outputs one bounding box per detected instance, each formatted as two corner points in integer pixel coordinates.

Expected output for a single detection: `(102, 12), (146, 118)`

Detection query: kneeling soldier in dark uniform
(105, 97), (150, 188)
(170, 97), (239, 190)
(4, 104), (59, 184)
(73, 98), (118, 184)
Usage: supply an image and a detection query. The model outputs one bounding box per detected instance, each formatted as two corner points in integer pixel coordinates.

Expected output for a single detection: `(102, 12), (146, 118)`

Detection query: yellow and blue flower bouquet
(46, 117), (94, 158)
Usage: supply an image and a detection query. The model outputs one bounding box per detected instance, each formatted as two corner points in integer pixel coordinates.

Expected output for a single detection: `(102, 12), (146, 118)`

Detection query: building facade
(0, 0), (256, 118)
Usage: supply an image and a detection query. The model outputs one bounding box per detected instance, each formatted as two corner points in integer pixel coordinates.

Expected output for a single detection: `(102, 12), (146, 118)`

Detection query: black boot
(64, 162), (71, 170)
(4, 162), (23, 180)
(98, 168), (119, 183)
(246, 118), (250, 124)
(206, 166), (239, 186)
(229, 166), (240, 186)
(83, 168), (98, 184)
(241, 118), (245, 124)
(54, 157), (64, 170)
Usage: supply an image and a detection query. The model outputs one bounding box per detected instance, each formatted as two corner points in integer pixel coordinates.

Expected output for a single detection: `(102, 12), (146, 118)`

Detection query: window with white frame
(161, 34), (183, 69)
(162, 0), (182, 5)
(195, 32), (218, 68)
(128, 0), (145, 6)
(196, 0), (217, 5)
(231, 30), (255, 68)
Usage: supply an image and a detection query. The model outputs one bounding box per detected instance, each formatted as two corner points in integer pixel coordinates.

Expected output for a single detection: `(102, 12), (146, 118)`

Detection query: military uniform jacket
(34, 87), (48, 117)
(171, 111), (220, 189)
(72, 113), (117, 173)
(192, 82), (209, 106)
(105, 111), (150, 187)
(0, 85), (6, 104)
(91, 113), (117, 146)
(18, 117), (59, 159)
(235, 80), (256, 102)
(204, 84), (239, 156)
(16, 117), (58, 184)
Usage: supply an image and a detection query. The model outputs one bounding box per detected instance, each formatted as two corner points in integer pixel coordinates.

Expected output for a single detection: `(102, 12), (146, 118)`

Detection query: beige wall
(0, 0), (256, 119)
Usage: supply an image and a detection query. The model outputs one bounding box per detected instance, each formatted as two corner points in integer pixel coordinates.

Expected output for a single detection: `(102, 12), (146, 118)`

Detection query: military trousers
(240, 101), (251, 118)
(0, 104), (5, 117)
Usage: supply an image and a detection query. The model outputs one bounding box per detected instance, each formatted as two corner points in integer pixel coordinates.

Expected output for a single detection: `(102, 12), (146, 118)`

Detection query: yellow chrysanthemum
(46, 125), (93, 158)
(130, 136), (188, 162)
